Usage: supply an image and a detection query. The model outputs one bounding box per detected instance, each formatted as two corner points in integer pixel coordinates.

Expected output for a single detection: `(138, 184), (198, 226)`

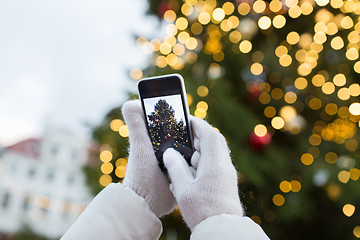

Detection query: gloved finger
(122, 100), (153, 149)
(190, 151), (200, 170)
(163, 148), (194, 187)
(190, 117), (228, 160)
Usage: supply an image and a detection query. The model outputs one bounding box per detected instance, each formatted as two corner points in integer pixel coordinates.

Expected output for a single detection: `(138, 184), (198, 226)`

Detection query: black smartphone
(138, 74), (194, 171)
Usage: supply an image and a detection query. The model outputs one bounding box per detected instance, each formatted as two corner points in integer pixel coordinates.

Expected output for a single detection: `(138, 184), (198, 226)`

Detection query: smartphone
(138, 74), (194, 171)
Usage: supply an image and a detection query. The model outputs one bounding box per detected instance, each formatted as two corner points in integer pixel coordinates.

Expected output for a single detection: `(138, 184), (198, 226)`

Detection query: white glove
(163, 116), (244, 230)
(122, 100), (176, 217)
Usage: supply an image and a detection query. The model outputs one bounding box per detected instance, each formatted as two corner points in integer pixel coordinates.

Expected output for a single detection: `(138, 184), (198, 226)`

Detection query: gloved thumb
(163, 148), (194, 187)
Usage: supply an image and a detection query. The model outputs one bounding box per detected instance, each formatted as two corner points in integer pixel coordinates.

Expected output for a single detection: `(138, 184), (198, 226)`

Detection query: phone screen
(138, 75), (193, 169)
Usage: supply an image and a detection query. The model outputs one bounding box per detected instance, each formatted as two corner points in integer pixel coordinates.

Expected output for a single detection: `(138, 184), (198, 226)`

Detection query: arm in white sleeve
(61, 183), (162, 240)
(191, 215), (270, 240)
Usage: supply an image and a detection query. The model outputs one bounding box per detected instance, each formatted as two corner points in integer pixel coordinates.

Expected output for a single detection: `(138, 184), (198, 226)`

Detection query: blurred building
(0, 127), (93, 239)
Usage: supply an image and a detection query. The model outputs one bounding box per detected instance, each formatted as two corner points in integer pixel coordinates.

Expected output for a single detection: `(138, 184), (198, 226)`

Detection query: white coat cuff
(61, 183), (162, 240)
(191, 214), (270, 240)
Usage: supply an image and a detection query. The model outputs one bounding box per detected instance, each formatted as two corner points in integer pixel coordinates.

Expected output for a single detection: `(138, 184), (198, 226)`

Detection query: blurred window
(28, 167), (36, 178)
(2, 192), (10, 209)
(47, 169), (55, 181)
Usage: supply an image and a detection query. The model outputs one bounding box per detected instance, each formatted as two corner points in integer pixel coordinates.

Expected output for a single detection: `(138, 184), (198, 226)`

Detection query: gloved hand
(122, 100), (176, 218)
(163, 116), (244, 230)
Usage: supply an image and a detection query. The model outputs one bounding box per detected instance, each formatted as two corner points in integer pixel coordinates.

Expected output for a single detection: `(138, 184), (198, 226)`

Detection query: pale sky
(0, 0), (159, 146)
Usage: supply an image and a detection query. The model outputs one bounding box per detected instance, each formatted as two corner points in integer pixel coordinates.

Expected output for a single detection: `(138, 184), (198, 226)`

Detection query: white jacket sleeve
(61, 183), (162, 240)
(190, 214), (270, 240)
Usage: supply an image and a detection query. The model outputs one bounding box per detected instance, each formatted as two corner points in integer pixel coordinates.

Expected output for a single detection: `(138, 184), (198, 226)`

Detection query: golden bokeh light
(312, 74), (326, 87)
(197, 85), (209, 97)
(164, 10), (176, 22)
(291, 180), (301, 192)
(287, 31), (300, 45)
(301, 153), (314, 165)
(115, 158), (127, 167)
(349, 168), (360, 180)
(185, 37), (198, 50)
(354, 61), (360, 73)
(238, 2), (251, 15)
(250, 63), (263, 75)
(340, 16), (354, 29)
(273, 194), (285, 206)
(343, 204), (355, 217)
(198, 12), (211, 25)
(345, 140), (358, 152)
(314, 32), (327, 44)
(110, 119), (124, 132)
(99, 174), (112, 187)
(229, 31), (242, 43)
(294, 77), (308, 90)
(239, 40), (252, 53)
(280, 105), (297, 121)
(330, 36), (344, 50)
(175, 17), (188, 30)
(181, 3), (193, 16)
(325, 152), (337, 164)
(115, 166), (126, 178)
(309, 97), (322, 110)
(271, 116), (285, 129)
(322, 82), (335, 94)
(222, 2), (235, 15)
(301, 2), (313, 15)
(264, 106), (276, 118)
(349, 83), (360, 96)
(275, 45), (288, 57)
(288, 5), (302, 18)
(100, 150), (113, 163)
(259, 93), (271, 104)
(349, 102), (360, 115)
(338, 87), (351, 100)
(166, 53), (178, 66)
(253, 0), (266, 13)
(254, 124), (268, 137)
(178, 31), (190, 44)
(129, 68), (143, 81)
(195, 108), (207, 119)
(213, 51), (225, 62)
(325, 103), (338, 115)
(156, 56), (167, 68)
(258, 16), (272, 30)
(271, 88), (284, 100)
(284, 92), (297, 104)
(273, 15), (286, 29)
(270, 0), (283, 12)
(326, 22), (338, 35)
(279, 181), (291, 193)
(346, 48), (359, 61)
(354, 226), (360, 238)
(159, 42), (172, 55)
(191, 22), (203, 35)
(338, 170), (350, 183)
(315, 0), (330, 6)
(330, 0), (343, 8)
(212, 8), (225, 21)
(333, 73), (346, 86)
(279, 55), (292, 67)
(187, 93), (193, 106)
(173, 43), (185, 56)
(101, 162), (114, 175)
(119, 125), (129, 137)
(309, 134), (322, 146)
(197, 101), (208, 111)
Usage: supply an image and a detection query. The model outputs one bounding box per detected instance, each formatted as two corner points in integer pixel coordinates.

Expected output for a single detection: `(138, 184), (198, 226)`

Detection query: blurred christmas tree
(87, 0), (360, 239)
